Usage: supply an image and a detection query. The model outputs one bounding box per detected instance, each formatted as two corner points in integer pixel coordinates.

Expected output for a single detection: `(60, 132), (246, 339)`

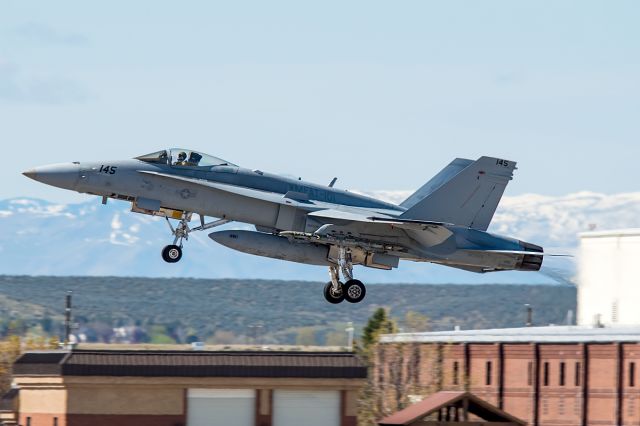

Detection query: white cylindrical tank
(578, 229), (640, 326)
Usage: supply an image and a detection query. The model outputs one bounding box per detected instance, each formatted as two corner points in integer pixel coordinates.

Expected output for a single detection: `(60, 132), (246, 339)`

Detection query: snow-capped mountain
(2, 192), (638, 284)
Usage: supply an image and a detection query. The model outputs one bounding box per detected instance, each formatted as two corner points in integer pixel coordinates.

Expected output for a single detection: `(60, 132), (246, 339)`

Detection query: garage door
(273, 390), (340, 426)
(187, 389), (255, 426)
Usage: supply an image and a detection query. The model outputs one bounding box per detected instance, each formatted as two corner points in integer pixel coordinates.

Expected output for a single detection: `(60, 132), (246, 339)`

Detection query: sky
(1, 1), (639, 203)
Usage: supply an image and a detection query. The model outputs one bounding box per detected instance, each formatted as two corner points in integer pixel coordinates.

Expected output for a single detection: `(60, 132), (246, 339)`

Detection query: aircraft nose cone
(22, 163), (81, 190)
(22, 169), (37, 179)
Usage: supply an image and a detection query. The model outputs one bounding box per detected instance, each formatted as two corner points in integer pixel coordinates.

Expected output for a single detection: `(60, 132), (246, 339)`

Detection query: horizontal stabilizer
(479, 250), (571, 257)
(369, 216), (454, 227)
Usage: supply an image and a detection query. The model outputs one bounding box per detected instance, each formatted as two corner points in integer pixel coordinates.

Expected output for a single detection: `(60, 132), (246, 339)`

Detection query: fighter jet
(24, 149), (545, 304)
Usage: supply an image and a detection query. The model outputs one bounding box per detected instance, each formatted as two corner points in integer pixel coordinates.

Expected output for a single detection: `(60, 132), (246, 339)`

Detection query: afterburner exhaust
(517, 240), (544, 271)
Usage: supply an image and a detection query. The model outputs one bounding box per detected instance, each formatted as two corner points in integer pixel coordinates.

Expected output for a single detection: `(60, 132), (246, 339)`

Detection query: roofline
(23, 349), (358, 356)
(579, 228), (640, 238)
(378, 391), (526, 426)
(380, 325), (640, 344)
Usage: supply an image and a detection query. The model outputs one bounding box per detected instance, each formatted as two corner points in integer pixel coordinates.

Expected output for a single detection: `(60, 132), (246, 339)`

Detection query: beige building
(5, 348), (366, 426)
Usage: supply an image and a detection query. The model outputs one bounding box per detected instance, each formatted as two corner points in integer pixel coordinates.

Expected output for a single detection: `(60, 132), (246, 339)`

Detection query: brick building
(6, 348), (366, 426)
(375, 326), (640, 426)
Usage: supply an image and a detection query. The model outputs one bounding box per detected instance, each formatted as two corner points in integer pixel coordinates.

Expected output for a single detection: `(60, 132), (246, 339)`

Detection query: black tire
(162, 245), (182, 263)
(344, 279), (366, 303)
(323, 281), (345, 304)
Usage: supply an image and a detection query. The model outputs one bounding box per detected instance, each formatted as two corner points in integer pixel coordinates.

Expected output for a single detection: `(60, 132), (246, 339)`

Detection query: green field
(0, 276), (575, 345)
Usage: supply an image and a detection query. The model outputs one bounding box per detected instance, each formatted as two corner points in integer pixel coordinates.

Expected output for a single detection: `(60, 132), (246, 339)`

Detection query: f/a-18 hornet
(24, 149), (545, 304)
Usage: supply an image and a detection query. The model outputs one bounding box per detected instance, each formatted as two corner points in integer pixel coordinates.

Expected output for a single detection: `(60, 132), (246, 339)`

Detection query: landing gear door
(275, 205), (306, 232)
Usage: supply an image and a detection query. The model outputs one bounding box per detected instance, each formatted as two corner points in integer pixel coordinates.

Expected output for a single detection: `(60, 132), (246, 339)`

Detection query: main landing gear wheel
(323, 281), (345, 304)
(162, 245), (182, 263)
(343, 279), (366, 303)
(323, 248), (368, 304)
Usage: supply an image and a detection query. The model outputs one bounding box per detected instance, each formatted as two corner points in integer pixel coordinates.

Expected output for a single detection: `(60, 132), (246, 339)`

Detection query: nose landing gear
(323, 247), (367, 304)
(161, 213), (191, 263)
(161, 213), (230, 263)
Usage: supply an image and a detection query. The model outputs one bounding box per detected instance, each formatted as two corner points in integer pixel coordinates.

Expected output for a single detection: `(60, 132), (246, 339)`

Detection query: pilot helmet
(177, 151), (187, 161)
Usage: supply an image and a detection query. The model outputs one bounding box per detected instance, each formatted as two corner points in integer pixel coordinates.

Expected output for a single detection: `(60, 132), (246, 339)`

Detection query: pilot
(176, 151), (188, 166)
(187, 152), (202, 166)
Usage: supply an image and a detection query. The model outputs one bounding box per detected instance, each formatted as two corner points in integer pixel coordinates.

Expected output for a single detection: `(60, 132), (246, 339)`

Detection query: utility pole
(525, 304), (533, 327)
(64, 291), (72, 348)
(247, 322), (264, 345)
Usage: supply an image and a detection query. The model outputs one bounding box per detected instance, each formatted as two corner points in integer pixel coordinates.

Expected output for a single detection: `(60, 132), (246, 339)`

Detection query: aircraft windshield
(135, 150), (169, 164)
(136, 149), (236, 168)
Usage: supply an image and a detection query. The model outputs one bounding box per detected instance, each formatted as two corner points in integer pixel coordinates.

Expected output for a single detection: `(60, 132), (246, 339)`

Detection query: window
(575, 362), (581, 386)
(543, 362), (550, 386)
(527, 361), (533, 386)
(630, 362), (636, 388)
(26, 417), (31, 426)
(53, 417), (58, 426)
(486, 361), (492, 386)
(559, 362), (566, 386)
(168, 148), (237, 168)
(453, 361), (459, 385)
(135, 149), (238, 168)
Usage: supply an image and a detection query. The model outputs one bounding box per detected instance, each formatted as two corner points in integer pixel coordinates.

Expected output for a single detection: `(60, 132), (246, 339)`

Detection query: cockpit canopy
(135, 149), (237, 168)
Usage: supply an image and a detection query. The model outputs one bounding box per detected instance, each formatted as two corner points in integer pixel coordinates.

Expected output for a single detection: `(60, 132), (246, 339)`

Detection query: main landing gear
(323, 247), (367, 304)
(161, 212), (230, 263)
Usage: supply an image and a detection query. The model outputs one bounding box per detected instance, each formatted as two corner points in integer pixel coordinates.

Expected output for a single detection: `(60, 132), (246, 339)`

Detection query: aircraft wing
(137, 172), (453, 250)
(138, 170), (316, 208)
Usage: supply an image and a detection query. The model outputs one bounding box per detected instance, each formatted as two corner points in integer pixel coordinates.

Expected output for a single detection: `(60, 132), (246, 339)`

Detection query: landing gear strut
(161, 213), (230, 263)
(323, 247), (367, 304)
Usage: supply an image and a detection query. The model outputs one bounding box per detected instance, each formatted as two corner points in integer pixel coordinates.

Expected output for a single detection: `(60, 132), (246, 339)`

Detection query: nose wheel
(162, 244), (182, 263)
(323, 248), (367, 304)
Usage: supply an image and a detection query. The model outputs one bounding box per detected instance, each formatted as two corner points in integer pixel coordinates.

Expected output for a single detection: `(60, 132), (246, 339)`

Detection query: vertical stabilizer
(400, 158), (473, 209)
(400, 156), (516, 230)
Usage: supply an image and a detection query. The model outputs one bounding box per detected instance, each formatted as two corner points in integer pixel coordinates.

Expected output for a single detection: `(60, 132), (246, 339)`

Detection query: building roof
(75, 343), (350, 352)
(380, 325), (640, 344)
(377, 391), (526, 425)
(13, 349), (367, 379)
(579, 228), (640, 239)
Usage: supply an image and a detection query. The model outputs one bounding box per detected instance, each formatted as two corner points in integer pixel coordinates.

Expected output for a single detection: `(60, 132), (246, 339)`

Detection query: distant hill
(0, 276), (576, 345)
(3, 192), (640, 283)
